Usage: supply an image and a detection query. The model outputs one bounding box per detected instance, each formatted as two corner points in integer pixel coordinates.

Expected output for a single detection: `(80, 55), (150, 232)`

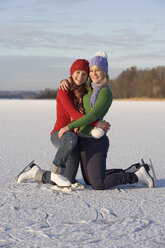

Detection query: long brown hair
(70, 78), (88, 113)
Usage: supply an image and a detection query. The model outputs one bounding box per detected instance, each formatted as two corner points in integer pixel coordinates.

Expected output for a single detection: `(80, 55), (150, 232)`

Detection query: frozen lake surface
(0, 99), (165, 248)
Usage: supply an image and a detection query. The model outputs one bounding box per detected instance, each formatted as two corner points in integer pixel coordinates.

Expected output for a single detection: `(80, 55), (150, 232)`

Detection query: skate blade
(51, 185), (72, 192)
(141, 159), (150, 172)
(15, 160), (35, 182)
(149, 159), (157, 187)
(71, 182), (85, 189)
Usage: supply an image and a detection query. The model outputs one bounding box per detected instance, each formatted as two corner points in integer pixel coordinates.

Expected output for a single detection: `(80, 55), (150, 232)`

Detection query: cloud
(37, 0), (85, 4)
(0, 55), (83, 90)
(0, 55), (123, 90)
(0, 0), (164, 60)
(0, 24), (164, 72)
(105, 19), (133, 24)
(0, 0), (164, 90)
(0, 24), (154, 55)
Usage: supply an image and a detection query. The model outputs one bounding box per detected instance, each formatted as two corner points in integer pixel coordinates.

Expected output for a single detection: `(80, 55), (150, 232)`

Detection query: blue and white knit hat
(89, 51), (108, 73)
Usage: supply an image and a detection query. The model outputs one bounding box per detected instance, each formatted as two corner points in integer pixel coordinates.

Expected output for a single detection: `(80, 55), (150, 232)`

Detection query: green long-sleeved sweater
(67, 87), (113, 136)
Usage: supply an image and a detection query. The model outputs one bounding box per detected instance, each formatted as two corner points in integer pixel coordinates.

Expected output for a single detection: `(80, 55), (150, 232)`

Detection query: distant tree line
(1, 66), (164, 99)
(37, 66), (165, 99)
(0, 90), (38, 99)
(36, 88), (58, 99)
(110, 66), (165, 99)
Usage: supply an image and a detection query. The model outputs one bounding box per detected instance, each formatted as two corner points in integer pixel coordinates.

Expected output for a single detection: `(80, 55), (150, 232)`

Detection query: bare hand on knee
(58, 126), (70, 139)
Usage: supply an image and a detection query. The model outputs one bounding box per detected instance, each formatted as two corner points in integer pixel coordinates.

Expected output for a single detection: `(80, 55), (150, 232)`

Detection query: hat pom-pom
(94, 51), (108, 60)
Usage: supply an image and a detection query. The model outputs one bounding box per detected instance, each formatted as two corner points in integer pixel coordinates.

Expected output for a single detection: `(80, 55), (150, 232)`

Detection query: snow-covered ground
(0, 99), (165, 248)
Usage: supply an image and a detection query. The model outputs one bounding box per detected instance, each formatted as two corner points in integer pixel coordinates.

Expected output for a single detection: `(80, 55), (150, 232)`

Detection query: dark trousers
(79, 135), (137, 190)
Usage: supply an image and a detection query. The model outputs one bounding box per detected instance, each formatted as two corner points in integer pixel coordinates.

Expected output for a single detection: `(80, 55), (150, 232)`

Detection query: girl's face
(89, 66), (106, 83)
(72, 70), (88, 86)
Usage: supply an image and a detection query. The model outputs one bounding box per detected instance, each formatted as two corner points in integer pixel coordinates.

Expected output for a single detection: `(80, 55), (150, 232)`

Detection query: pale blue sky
(0, 0), (165, 90)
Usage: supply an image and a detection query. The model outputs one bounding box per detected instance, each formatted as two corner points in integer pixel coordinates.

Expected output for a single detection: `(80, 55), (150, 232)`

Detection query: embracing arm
(67, 88), (113, 130)
(58, 88), (112, 139)
(58, 88), (98, 126)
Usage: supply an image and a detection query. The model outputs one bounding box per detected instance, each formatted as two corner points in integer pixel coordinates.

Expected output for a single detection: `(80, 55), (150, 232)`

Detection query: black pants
(79, 135), (137, 190)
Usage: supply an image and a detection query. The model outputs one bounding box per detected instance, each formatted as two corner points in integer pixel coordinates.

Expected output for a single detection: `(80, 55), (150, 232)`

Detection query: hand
(96, 120), (111, 132)
(59, 80), (70, 91)
(73, 127), (79, 134)
(59, 77), (72, 91)
(58, 126), (70, 139)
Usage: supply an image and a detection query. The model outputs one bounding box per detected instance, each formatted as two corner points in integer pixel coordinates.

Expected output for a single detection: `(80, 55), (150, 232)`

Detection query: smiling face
(72, 70), (88, 86)
(89, 66), (106, 84)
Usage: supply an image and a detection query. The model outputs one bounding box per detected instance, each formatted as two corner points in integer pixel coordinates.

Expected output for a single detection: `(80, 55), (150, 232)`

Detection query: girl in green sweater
(59, 51), (155, 190)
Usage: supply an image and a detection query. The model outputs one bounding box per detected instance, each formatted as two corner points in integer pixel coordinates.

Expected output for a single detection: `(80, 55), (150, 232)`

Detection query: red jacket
(50, 89), (97, 135)
(50, 89), (84, 135)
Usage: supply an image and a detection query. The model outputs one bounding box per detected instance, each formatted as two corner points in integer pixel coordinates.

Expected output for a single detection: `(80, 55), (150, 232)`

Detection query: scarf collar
(90, 81), (104, 108)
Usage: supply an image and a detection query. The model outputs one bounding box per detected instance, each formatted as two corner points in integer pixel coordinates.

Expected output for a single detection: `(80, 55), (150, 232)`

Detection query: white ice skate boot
(125, 162), (149, 173)
(51, 173), (71, 187)
(125, 163), (141, 173)
(15, 160), (42, 183)
(135, 165), (154, 188)
(50, 163), (71, 187)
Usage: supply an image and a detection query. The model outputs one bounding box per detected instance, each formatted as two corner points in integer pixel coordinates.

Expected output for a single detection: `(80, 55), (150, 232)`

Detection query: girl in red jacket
(15, 59), (109, 188)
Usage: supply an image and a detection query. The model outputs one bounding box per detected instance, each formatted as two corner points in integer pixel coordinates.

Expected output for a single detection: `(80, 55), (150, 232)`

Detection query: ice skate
(50, 163), (71, 187)
(50, 173), (71, 187)
(15, 160), (41, 183)
(125, 163), (141, 173)
(71, 180), (85, 189)
(142, 159), (157, 187)
(135, 163), (155, 188)
(51, 180), (85, 193)
(125, 162), (150, 173)
(51, 184), (72, 193)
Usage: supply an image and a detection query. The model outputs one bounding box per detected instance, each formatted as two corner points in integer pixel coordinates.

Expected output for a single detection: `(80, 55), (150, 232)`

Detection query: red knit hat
(70, 59), (89, 76)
